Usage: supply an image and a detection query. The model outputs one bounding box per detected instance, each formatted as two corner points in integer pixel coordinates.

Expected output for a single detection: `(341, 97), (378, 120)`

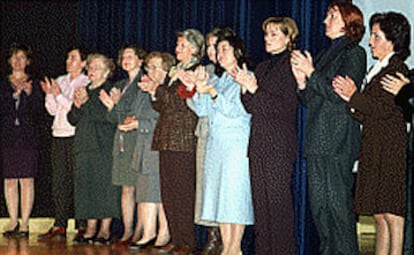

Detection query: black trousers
(51, 137), (84, 228)
(159, 150), (196, 247)
(307, 156), (358, 255)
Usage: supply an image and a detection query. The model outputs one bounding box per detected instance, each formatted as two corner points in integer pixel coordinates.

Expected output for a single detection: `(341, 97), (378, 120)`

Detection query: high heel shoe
(94, 235), (112, 245)
(115, 235), (133, 246)
(154, 240), (175, 254)
(73, 233), (95, 244)
(129, 236), (157, 249)
(3, 222), (20, 238)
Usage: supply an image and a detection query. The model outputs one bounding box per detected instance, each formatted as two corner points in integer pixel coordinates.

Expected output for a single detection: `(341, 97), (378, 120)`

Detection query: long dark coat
(349, 55), (409, 216)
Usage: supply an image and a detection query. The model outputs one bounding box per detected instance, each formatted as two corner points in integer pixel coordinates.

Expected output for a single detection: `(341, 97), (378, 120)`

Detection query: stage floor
(0, 217), (375, 255)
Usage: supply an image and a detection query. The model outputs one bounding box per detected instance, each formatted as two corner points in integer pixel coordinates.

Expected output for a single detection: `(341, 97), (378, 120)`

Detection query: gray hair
(177, 28), (205, 59)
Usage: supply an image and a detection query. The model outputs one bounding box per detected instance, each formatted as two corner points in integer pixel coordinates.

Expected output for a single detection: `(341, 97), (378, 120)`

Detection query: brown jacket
(151, 73), (198, 152)
(349, 55), (409, 216)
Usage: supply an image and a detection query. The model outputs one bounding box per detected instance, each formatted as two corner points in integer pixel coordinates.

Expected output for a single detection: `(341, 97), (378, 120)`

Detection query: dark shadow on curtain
(77, 0), (339, 254)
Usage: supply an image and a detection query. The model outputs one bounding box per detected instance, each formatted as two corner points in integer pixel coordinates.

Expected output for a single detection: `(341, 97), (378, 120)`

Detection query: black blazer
(298, 39), (367, 158)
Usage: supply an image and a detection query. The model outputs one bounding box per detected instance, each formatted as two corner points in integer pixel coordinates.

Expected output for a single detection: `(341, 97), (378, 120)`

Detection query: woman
(145, 29), (204, 253)
(118, 51), (175, 249)
(193, 27), (222, 254)
(0, 43), (43, 238)
(192, 29), (254, 255)
(38, 46), (89, 241)
(333, 12), (411, 255)
(290, 2), (366, 254)
(99, 45), (146, 245)
(68, 53), (120, 244)
(234, 17), (299, 254)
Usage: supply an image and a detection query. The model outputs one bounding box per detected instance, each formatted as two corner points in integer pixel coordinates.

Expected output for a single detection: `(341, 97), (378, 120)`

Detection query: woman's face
(206, 36), (218, 63)
(9, 50), (29, 73)
(264, 23), (289, 54)
(145, 56), (167, 82)
(175, 36), (195, 64)
(87, 58), (108, 83)
(217, 40), (238, 72)
(121, 48), (142, 72)
(324, 6), (346, 39)
(368, 23), (394, 61)
(66, 49), (86, 75)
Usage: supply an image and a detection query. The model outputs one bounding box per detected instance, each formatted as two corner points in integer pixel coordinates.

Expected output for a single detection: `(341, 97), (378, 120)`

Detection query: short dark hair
(369, 12), (411, 61)
(8, 42), (32, 61)
(215, 28), (252, 75)
(117, 44), (147, 66)
(67, 46), (90, 61)
(328, 2), (365, 42)
(144, 51), (176, 72)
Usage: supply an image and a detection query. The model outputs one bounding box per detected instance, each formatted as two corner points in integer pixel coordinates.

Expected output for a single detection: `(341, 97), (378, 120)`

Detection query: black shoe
(18, 231), (29, 238)
(3, 222), (20, 238)
(73, 234), (95, 244)
(94, 236), (112, 245)
(130, 236), (156, 249)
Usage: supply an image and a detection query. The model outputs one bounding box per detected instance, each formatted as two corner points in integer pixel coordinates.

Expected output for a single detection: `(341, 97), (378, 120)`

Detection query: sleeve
(211, 79), (247, 118)
(348, 64), (409, 122)
(67, 104), (82, 126)
(54, 93), (73, 113)
(242, 62), (298, 117)
(306, 46), (367, 104)
(45, 94), (58, 116)
(151, 84), (168, 112)
(27, 81), (46, 126)
(297, 87), (317, 107)
(193, 92), (211, 117)
(395, 83), (414, 122)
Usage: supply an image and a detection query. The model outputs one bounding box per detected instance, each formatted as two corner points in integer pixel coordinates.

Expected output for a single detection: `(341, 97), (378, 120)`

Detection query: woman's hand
(73, 87), (88, 108)
(195, 66), (211, 94)
(110, 87), (121, 105)
(381, 72), (410, 96)
(291, 50), (315, 78)
(99, 89), (115, 111)
(118, 116), (138, 132)
(177, 69), (196, 91)
(138, 75), (159, 96)
(232, 63), (257, 94)
(22, 80), (33, 96)
(290, 56), (307, 90)
(332, 75), (357, 102)
(40, 77), (53, 94)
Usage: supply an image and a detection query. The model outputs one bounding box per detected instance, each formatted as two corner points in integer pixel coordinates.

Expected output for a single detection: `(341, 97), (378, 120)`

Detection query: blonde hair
(262, 17), (299, 51)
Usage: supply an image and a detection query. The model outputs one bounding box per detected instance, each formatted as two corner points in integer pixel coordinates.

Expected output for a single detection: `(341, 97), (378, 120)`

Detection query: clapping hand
(332, 75), (357, 102)
(231, 63), (257, 94)
(73, 87), (88, 108)
(99, 89), (115, 111)
(177, 69), (196, 91)
(118, 116), (138, 132)
(138, 75), (159, 96)
(381, 72), (410, 96)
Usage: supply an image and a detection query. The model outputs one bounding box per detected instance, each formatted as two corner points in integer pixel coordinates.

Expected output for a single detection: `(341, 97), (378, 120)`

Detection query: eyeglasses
(87, 66), (106, 72)
(144, 65), (163, 72)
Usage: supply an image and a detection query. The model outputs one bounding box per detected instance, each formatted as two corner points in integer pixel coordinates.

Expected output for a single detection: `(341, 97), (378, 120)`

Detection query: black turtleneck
(330, 36), (346, 49)
(270, 49), (289, 67)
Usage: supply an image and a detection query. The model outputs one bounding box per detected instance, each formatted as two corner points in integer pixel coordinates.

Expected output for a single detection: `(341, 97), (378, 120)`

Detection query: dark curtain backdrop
(0, 0), (80, 218)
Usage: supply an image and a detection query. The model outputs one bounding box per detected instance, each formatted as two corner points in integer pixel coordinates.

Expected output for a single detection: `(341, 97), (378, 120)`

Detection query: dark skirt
(1, 149), (38, 178)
